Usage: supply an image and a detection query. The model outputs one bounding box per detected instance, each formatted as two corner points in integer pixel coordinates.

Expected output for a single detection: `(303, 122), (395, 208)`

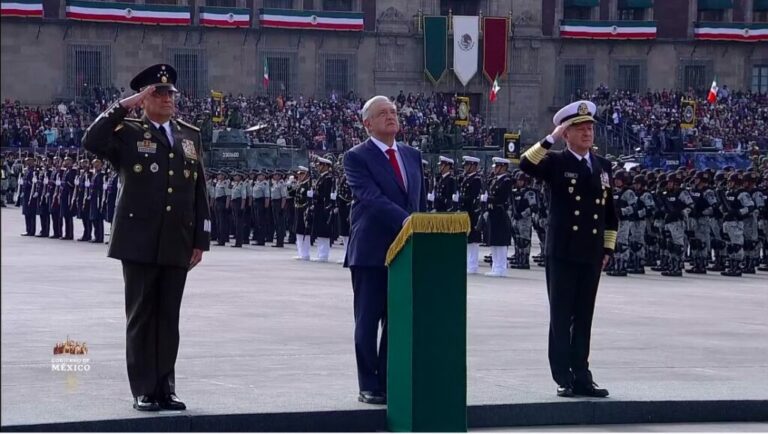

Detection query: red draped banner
(482, 17), (508, 84)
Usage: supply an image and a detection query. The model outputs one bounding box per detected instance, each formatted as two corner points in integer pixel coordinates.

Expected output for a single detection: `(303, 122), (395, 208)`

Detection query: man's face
(93, 161), (103, 171)
(439, 163), (451, 174)
(463, 163), (476, 174)
(364, 100), (399, 137)
(563, 122), (594, 151)
(142, 87), (176, 120)
(494, 165), (506, 176)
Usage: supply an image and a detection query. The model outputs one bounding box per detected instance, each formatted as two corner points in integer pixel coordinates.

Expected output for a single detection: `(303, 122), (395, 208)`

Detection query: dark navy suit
(343, 138), (426, 394)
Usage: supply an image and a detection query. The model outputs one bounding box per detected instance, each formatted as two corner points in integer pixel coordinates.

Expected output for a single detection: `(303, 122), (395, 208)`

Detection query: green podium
(385, 213), (469, 432)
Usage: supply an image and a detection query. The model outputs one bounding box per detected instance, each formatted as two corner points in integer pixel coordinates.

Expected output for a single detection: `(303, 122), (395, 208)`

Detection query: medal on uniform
(568, 186), (574, 194)
(150, 163), (159, 173)
(600, 172), (610, 188)
(133, 164), (143, 173)
(144, 132), (151, 139)
(182, 139), (197, 160)
(193, 171), (198, 180)
(137, 140), (157, 154)
(184, 169), (190, 178)
(571, 179), (576, 185)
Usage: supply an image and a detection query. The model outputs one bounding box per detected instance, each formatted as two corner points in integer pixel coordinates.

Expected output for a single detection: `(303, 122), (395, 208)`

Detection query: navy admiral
(520, 100), (618, 398)
(82, 64), (211, 412)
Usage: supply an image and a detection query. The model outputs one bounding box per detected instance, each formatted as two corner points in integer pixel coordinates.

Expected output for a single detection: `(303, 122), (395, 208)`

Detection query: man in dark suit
(83, 64), (211, 412)
(343, 95), (427, 405)
(520, 100), (618, 399)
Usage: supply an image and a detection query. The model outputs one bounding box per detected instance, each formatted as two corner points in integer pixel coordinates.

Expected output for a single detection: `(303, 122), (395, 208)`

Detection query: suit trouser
(545, 257), (601, 387)
(122, 261), (188, 397)
(350, 266), (388, 394)
(272, 205), (285, 246)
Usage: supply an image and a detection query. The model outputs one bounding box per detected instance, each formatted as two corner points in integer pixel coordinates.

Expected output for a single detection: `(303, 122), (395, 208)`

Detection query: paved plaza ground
(1, 208), (766, 430)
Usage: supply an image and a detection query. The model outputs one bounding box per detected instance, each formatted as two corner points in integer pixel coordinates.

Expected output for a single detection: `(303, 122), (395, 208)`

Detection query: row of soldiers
(3, 154), (119, 243)
(425, 154), (768, 278)
(205, 156), (352, 263)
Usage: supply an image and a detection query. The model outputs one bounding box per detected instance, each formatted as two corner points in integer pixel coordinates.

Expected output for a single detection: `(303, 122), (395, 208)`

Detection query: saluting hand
(550, 122), (569, 142)
(119, 85), (155, 110)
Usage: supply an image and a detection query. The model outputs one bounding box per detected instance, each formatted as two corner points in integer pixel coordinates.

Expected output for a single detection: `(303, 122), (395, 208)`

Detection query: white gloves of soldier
(427, 192), (435, 202)
(19, 179), (24, 185)
(43, 178), (49, 185)
(31, 177), (37, 184)
(85, 180), (91, 188)
(56, 180), (62, 186)
(103, 183), (109, 191)
(330, 192), (337, 200)
(307, 189), (314, 198)
(452, 192), (459, 202)
(480, 192), (488, 202)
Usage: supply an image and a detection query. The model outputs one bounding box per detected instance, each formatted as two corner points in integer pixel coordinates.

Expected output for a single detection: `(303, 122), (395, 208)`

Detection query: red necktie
(385, 148), (405, 189)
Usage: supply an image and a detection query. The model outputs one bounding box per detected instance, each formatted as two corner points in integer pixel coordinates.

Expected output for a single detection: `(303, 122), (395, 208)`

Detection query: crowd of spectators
(581, 84), (768, 154)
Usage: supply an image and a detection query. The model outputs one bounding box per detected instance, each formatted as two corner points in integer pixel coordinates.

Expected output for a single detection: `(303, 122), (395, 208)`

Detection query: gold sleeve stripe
(604, 230), (617, 250)
(522, 143), (548, 165)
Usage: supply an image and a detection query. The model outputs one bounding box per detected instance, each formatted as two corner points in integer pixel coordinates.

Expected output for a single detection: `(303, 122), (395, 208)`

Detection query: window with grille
(682, 65), (707, 93)
(265, 56), (291, 98)
(264, 0), (293, 8)
(563, 6), (592, 19)
(755, 11), (768, 22)
(170, 49), (207, 98)
(68, 45), (111, 99)
(323, 0), (352, 11)
(753, 65), (768, 94)
(617, 65), (641, 93)
(440, 0), (480, 16)
(324, 58), (350, 97)
(618, 8), (644, 20)
(561, 64), (588, 103)
(697, 9), (724, 21)
(207, 0), (236, 7)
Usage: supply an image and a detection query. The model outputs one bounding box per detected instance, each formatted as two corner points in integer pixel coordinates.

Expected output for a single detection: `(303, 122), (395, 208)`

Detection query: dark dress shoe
(133, 395), (160, 411)
(556, 385), (575, 397)
(271, 244), (284, 248)
(158, 393), (187, 410)
(358, 391), (386, 405)
(573, 382), (609, 397)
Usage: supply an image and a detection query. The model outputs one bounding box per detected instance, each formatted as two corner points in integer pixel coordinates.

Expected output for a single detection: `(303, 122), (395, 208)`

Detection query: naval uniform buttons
(594, 214), (598, 220)
(166, 205), (172, 212)
(595, 199), (600, 204)
(129, 213), (134, 217)
(593, 229), (597, 234)
(169, 153), (175, 158)
(575, 196), (581, 201)
(572, 225), (579, 231)
(574, 210), (580, 216)
(169, 170), (174, 176)
(168, 187), (173, 193)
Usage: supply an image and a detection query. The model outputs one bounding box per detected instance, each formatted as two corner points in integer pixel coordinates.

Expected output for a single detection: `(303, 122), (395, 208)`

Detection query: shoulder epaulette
(176, 119), (200, 132)
(124, 118), (142, 123)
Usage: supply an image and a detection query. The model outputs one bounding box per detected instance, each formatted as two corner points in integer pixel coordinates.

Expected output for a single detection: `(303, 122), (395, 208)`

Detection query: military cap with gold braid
(129, 64), (178, 93)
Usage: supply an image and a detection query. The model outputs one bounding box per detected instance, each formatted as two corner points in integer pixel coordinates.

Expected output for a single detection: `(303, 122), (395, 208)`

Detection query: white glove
(43, 178), (49, 185)
(32, 177), (37, 184)
(19, 179), (24, 185)
(452, 192), (459, 202)
(330, 192), (337, 200)
(427, 192), (435, 202)
(56, 180), (62, 186)
(84, 181), (91, 188)
(103, 183), (108, 191)
(307, 189), (314, 198)
(480, 193), (488, 202)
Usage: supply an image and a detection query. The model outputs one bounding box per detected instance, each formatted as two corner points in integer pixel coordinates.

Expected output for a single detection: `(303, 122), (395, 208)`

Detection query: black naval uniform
(487, 172), (513, 246)
(520, 138), (618, 392)
(435, 172), (457, 212)
(312, 170), (334, 240)
(460, 171), (483, 243)
(83, 102), (211, 400)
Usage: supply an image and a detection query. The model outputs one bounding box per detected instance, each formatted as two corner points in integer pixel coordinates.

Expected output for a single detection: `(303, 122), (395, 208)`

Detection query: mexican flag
(66, 0), (190, 25)
(259, 8), (363, 31)
(1, 0), (43, 17)
(489, 76), (500, 102)
(199, 6), (250, 28)
(262, 58), (269, 89)
(707, 77), (718, 104)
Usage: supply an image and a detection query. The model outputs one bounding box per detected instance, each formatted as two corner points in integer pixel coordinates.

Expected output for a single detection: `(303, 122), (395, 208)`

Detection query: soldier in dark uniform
(50, 163), (64, 238)
(485, 157), (513, 277)
(459, 156), (483, 273)
(104, 167), (119, 242)
(293, 166), (312, 260)
(213, 170), (230, 246)
(336, 167), (353, 264)
(422, 159), (432, 212)
(20, 158), (37, 236)
(285, 172), (297, 245)
(60, 157), (77, 240)
(82, 64), (211, 412)
(520, 100), (617, 398)
(435, 156), (457, 212)
(250, 171), (269, 245)
(77, 159), (93, 242)
(89, 159), (106, 243)
(229, 171), (246, 248)
(311, 157), (334, 261)
(36, 162), (52, 238)
(269, 171), (287, 247)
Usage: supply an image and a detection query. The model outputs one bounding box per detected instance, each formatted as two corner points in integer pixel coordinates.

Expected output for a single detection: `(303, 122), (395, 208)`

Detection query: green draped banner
(423, 16), (448, 84)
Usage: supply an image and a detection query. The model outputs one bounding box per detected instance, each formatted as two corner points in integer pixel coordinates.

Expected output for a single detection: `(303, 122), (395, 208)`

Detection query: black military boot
(661, 258), (682, 277)
(685, 257), (706, 274)
(742, 257), (756, 274)
(708, 254), (725, 272)
(720, 259), (742, 277)
(651, 255), (667, 272)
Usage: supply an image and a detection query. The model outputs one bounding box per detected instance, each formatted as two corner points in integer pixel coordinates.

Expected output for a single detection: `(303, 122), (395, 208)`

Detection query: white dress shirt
(150, 120), (174, 147)
(568, 147), (592, 173)
(370, 136), (407, 191)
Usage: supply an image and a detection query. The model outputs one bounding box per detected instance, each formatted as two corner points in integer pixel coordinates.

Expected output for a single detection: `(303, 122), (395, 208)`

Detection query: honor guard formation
(4, 148), (768, 278)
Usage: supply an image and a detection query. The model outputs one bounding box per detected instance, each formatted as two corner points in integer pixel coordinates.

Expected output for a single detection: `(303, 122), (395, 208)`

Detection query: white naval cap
(492, 157), (510, 165)
(553, 100), (597, 126)
(439, 156), (454, 165)
(296, 166), (309, 172)
(316, 157), (333, 165)
(422, 159), (429, 165)
(462, 156), (480, 163)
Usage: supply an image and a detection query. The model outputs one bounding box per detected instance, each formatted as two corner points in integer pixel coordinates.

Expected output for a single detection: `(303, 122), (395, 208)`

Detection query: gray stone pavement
(1, 208), (767, 429)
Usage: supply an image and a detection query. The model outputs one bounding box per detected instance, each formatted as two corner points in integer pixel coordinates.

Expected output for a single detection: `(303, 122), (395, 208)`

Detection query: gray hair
(361, 95), (395, 122)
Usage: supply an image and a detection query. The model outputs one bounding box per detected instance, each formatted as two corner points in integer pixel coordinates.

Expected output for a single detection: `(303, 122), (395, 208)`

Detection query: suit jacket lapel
(366, 139), (406, 195)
